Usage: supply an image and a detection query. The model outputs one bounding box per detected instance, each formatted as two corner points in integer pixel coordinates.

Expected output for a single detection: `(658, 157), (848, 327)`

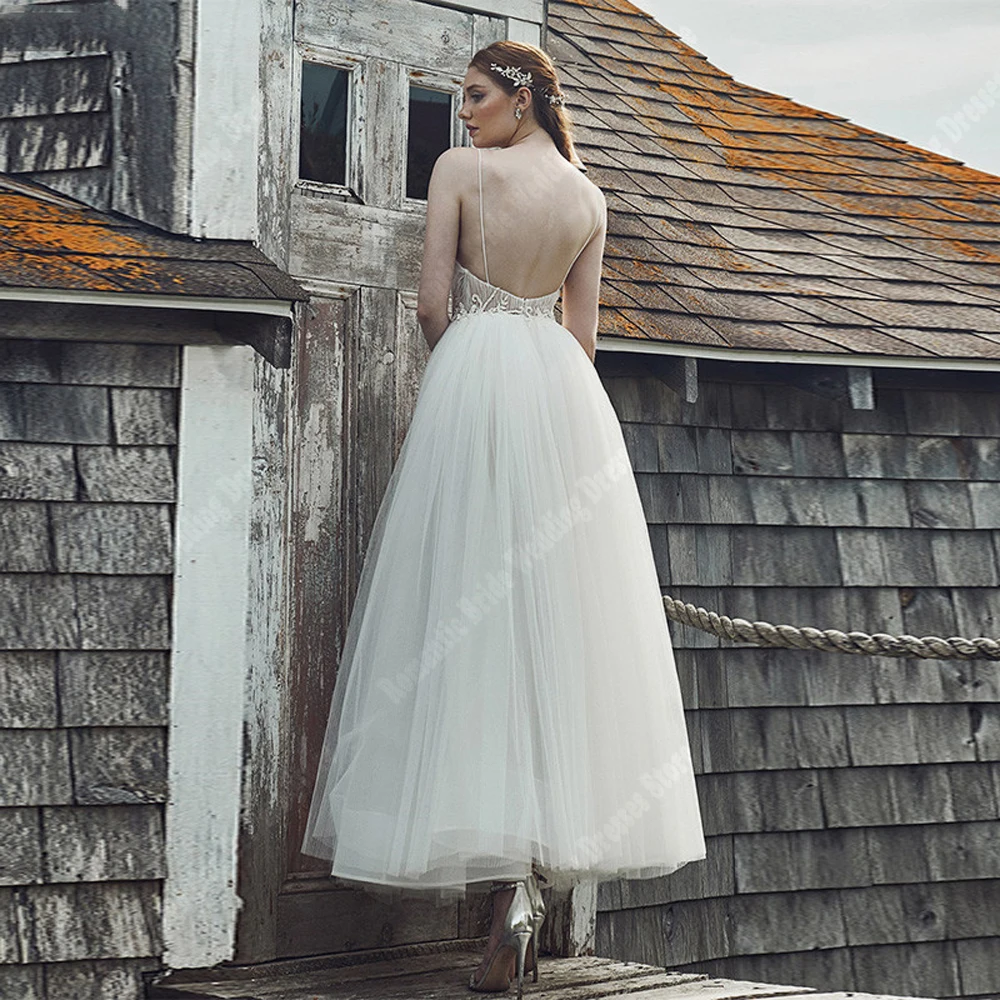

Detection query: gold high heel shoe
(469, 879), (534, 998)
(523, 869), (547, 982)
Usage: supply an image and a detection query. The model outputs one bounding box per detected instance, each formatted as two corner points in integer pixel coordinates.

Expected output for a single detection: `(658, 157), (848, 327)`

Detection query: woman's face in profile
(458, 66), (515, 147)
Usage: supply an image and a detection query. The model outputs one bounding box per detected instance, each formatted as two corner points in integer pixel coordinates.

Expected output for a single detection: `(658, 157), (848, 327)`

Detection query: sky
(638, 0), (1000, 180)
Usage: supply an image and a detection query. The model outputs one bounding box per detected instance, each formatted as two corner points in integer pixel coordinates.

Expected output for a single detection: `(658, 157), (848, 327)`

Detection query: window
(300, 61), (348, 185)
(406, 85), (452, 201)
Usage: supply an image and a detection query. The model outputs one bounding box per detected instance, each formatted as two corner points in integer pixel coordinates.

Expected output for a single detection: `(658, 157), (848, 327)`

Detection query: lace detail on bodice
(450, 260), (560, 321)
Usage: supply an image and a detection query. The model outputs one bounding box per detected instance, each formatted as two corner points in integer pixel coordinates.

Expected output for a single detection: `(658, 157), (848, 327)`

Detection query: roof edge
(0, 286), (296, 318)
(597, 336), (1000, 372)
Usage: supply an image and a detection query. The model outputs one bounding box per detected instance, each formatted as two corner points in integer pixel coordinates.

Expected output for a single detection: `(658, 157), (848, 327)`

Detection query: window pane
(300, 62), (348, 185)
(407, 85), (452, 200)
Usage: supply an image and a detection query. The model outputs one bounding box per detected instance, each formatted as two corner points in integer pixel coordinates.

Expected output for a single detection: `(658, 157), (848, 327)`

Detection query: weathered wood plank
(848, 939), (960, 998)
(70, 727), (167, 804)
(0, 442), (77, 500)
(0, 807), (42, 884)
(111, 388), (178, 444)
(843, 433), (1000, 481)
(845, 704), (980, 766)
(57, 343), (180, 387)
(0, 651), (57, 727)
(166, 344), (256, 967)
(969, 480), (1000, 527)
(24, 165), (112, 208)
(598, 834), (734, 908)
(0, 302), (231, 350)
(76, 445), (176, 502)
(903, 388), (1000, 437)
(274, 885), (458, 961)
(733, 828), (867, 894)
(295, 0), (478, 67)
(17, 880), (162, 963)
(955, 936), (1000, 995)
(58, 651), (168, 726)
(0, 111), (110, 172)
(699, 707), (849, 772)
(0, 573), (79, 647)
(904, 480), (974, 529)
(0, 52), (109, 118)
(41, 804), (165, 882)
(289, 194), (427, 286)
(696, 769), (824, 835)
(623, 424), (659, 473)
(0, 964), (43, 999)
(230, 346), (292, 962)
(843, 880), (1000, 947)
(0, 729), (71, 806)
(0, 383), (110, 443)
(75, 575), (170, 648)
(730, 526), (842, 586)
(43, 957), (164, 1000)
(600, 888), (848, 968)
(50, 503), (173, 574)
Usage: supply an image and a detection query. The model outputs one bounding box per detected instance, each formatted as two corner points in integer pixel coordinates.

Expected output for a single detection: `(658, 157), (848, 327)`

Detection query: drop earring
(514, 106), (523, 120)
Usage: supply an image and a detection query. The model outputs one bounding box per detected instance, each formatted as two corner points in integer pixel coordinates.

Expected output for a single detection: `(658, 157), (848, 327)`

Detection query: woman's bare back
(456, 144), (604, 300)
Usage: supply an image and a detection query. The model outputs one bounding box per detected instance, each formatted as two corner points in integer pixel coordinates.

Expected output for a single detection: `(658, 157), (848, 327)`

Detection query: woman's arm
(560, 191), (608, 364)
(416, 147), (466, 351)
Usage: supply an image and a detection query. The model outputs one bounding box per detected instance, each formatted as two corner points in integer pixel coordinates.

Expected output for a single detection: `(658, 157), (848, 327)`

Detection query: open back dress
(300, 145), (706, 902)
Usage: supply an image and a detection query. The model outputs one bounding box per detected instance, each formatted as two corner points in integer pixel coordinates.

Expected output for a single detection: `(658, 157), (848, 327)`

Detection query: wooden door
(233, 0), (508, 964)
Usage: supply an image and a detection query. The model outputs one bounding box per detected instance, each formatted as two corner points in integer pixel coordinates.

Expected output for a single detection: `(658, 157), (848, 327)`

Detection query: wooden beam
(777, 363), (876, 410)
(163, 344), (255, 968)
(0, 300), (291, 368)
(651, 355), (699, 404)
(847, 366), (874, 409)
(599, 352), (699, 404)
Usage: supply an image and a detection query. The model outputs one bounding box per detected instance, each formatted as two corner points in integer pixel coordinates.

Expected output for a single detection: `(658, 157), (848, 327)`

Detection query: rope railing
(662, 595), (1000, 661)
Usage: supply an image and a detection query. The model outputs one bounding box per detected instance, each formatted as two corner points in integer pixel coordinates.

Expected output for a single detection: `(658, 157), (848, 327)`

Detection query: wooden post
(539, 879), (597, 958)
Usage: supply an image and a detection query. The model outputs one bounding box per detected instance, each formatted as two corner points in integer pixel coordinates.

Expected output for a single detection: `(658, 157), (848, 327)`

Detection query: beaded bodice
(450, 260), (560, 321)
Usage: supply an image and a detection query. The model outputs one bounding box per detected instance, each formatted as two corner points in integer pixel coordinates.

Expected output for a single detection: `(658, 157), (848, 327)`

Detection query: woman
(301, 40), (705, 997)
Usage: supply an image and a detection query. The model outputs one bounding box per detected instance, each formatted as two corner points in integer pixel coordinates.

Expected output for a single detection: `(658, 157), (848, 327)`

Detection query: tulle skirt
(300, 306), (706, 903)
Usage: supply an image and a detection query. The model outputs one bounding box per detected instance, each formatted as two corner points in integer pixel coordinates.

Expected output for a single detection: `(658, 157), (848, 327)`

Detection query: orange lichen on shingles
(2, 220), (152, 257)
(0, 250), (121, 291)
(941, 239), (1000, 263)
(71, 255), (190, 291)
(0, 195), (94, 225)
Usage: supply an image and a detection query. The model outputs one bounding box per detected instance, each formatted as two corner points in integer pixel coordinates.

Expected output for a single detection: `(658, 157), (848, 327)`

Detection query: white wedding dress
(301, 146), (706, 902)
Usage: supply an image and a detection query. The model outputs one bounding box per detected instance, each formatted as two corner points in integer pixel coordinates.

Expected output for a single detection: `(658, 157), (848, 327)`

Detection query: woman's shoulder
(433, 145), (475, 176)
(574, 170), (607, 222)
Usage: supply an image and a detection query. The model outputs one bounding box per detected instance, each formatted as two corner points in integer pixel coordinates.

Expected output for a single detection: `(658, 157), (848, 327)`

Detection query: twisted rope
(662, 595), (1000, 661)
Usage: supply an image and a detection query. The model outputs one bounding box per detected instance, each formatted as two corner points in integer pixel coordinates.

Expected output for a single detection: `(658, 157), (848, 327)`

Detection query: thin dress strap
(478, 146), (489, 285)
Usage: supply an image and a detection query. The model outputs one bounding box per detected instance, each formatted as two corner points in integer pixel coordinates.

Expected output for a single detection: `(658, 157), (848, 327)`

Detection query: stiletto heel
(469, 879), (535, 994)
(512, 927), (532, 1000)
(524, 869), (547, 983)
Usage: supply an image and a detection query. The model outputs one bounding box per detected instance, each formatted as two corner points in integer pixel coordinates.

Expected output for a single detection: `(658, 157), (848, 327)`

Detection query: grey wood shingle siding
(595, 363), (1000, 998)
(0, 339), (175, 998)
(0, 0), (182, 229)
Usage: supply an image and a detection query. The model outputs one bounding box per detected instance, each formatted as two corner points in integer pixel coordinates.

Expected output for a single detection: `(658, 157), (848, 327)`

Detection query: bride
(301, 40), (706, 998)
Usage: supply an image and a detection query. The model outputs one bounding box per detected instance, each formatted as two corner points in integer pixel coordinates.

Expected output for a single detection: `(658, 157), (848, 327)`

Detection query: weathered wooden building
(1, 0), (999, 998)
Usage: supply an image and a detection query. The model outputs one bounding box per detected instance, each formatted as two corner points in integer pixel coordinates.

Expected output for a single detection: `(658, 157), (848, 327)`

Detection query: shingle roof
(549, 0), (1000, 362)
(0, 173), (307, 305)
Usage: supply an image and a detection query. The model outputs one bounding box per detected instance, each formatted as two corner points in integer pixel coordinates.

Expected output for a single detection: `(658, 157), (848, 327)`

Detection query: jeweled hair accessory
(490, 62), (533, 89)
(490, 62), (566, 107)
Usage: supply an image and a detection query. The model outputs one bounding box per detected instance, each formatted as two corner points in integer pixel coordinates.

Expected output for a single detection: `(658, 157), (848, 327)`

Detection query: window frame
(400, 67), (467, 211)
(293, 43), (364, 198)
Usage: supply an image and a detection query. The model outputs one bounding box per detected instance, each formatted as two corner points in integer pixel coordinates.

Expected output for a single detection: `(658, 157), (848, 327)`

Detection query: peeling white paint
(163, 344), (255, 967)
(190, 0), (262, 239)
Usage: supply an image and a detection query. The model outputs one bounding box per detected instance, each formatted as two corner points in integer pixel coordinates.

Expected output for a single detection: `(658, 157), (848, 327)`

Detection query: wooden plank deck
(149, 947), (930, 999)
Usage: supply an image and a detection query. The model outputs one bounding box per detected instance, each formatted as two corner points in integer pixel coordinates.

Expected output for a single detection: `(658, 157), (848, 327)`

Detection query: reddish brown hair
(468, 40), (586, 170)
